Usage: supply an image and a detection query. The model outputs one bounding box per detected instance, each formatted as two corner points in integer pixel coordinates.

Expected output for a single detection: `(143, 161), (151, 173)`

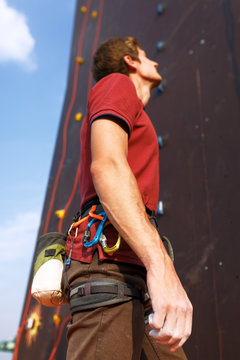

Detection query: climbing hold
(157, 201), (164, 215)
(156, 84), (164, 95)
(25, 318), (35, 330)
(157, 4), (165, 15)
(91, 10), (98, 19)
(76, 56), (84, 65)
(200, 39), (205, 45)
(156, 41), (165, 52)
(158, 136), (163, 149)
(55, 209), (65, 219)
(81, 6), (87, 13)
(53, 314), (61, 326)
(75, 112), (83, 121)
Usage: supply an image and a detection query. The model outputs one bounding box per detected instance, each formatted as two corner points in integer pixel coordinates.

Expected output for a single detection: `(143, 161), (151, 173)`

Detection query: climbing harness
(64, 199), (174, 313)
(65, 203), (122, 268)
(148, 212), (174, 262)
(69, 278), (149, 314)
(161, 235), (174, 263)
(66, 198), (174, 266)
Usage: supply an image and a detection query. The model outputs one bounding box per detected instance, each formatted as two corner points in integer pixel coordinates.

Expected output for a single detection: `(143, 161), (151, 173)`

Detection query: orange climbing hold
(75, 56), (84, 65)
(53, 314), (61, 326)
(80, 6), (87, 13)
(91, 10), (98, 19)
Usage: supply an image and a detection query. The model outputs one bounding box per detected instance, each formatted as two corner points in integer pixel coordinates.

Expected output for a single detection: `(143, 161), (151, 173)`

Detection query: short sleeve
(88, 73), (141, 134)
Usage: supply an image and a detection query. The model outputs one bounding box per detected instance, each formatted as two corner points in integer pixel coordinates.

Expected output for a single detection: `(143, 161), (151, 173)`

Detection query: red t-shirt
(66, 73), (159, 266)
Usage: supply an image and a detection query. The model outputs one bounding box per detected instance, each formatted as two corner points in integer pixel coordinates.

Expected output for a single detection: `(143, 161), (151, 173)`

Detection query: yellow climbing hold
(55, 209), (65, 219)
(76, 56), (84, 65)
(81, 6), (87, 13)
(75, 112), (83, 121)
(53, 314), (61, 326)
(91, 10), (98, 19)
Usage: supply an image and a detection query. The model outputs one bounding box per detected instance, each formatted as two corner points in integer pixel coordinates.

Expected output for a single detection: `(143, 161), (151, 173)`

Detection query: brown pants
(65, 252), (187, 360)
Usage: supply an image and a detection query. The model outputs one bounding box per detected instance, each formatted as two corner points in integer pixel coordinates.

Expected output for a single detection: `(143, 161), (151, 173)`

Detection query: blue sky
(0, 1), (76, 357)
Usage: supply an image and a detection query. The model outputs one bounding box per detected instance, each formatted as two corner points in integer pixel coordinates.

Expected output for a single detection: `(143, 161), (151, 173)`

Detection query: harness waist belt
(79, 196), (155, 219)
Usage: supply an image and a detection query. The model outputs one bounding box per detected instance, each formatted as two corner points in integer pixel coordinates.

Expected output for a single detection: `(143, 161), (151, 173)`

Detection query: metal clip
(84, 212), (107, 248)
(66, 224), (79, 266)
(99, 233), (107, 248)
(83, 229), (91, 243)
(99, 233), (121, 254)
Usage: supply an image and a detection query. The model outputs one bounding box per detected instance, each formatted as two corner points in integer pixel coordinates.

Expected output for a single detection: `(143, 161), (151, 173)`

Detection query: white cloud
(0, 0), (36, 70)
(0, 211), (40, 261)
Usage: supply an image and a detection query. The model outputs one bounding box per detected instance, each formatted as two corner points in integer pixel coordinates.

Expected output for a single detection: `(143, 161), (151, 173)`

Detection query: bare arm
(91, 118), (193, 351)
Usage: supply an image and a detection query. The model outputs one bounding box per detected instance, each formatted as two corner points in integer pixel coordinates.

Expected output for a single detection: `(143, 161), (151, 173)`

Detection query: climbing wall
(13, 0), (240, 359)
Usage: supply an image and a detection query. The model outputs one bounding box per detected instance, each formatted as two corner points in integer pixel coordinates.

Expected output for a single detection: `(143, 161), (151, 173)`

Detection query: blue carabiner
(84, 212), (107, 248)
(86, 217), (98, 231)
(83, 217), (97, 243)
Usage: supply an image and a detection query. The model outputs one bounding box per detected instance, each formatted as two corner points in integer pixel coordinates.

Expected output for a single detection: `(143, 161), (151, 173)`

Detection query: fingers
(170, 302), (193, 351)
(146, 257), (193, 351)
(148, 311), (165, 330)
(149, 308), (179, 348)
(149, 300), (193, 351)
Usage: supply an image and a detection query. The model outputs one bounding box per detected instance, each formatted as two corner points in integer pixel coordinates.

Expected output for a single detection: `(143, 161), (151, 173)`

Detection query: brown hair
(92, 37), (141, 82)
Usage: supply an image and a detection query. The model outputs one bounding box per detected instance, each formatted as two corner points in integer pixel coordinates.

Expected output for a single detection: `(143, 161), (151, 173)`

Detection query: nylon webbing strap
(79, 196), (155, 219)
(69, 278), (149, 314)
(70, 279), (143, 299)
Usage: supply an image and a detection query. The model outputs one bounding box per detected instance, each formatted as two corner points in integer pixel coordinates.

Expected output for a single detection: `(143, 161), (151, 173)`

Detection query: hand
(147, 257), (193, 352)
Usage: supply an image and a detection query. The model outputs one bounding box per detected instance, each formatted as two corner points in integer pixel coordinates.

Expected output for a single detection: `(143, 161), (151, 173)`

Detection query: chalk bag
(31, 232), (68, 307)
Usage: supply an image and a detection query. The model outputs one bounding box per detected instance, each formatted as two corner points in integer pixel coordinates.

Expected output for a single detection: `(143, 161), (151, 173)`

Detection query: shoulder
(88, 73), (142, 133)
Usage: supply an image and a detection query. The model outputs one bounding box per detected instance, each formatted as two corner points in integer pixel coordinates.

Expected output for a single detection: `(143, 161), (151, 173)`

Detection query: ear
(123, 55), (137, 71)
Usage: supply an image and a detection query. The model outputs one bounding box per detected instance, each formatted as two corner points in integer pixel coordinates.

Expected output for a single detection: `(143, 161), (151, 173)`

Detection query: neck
(129, 74), (152, 107)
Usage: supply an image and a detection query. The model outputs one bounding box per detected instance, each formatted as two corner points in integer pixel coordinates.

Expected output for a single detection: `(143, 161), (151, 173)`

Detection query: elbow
(90, 160), (102, 181)
(90, 159), (110, 184)
(91, 155), (129, 185)
(90, 157), (123, 184)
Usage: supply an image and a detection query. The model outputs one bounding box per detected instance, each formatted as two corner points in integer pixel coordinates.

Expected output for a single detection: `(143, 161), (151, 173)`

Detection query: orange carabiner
(68, 204), (106, 239)
(88, 205), (104, 220)
(71, 214), (89, 229)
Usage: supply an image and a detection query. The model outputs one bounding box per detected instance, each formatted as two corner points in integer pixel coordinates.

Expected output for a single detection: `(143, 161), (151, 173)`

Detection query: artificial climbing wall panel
(13, 0), (240, 359)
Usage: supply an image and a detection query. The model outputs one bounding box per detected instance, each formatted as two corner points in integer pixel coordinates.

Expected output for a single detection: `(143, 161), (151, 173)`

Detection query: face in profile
(136, 48), (162, 88)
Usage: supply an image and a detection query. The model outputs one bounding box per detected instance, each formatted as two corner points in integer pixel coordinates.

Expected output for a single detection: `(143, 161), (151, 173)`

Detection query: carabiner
(84, 212), (107, 248)
(83, 217), (98, 243)
(66, 226), (79, 266)
(99, 233), (121, 253)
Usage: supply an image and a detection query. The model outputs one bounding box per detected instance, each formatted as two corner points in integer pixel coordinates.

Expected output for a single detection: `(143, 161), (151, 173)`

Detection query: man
(65, 37), (192, 359)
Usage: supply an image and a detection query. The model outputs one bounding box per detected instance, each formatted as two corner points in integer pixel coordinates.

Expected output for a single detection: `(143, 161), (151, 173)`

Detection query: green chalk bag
(31, 232), (68, 307)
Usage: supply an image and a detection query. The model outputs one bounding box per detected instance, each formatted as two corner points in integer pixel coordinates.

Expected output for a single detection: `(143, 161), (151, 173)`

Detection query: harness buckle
(77, 287), (85, 297)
